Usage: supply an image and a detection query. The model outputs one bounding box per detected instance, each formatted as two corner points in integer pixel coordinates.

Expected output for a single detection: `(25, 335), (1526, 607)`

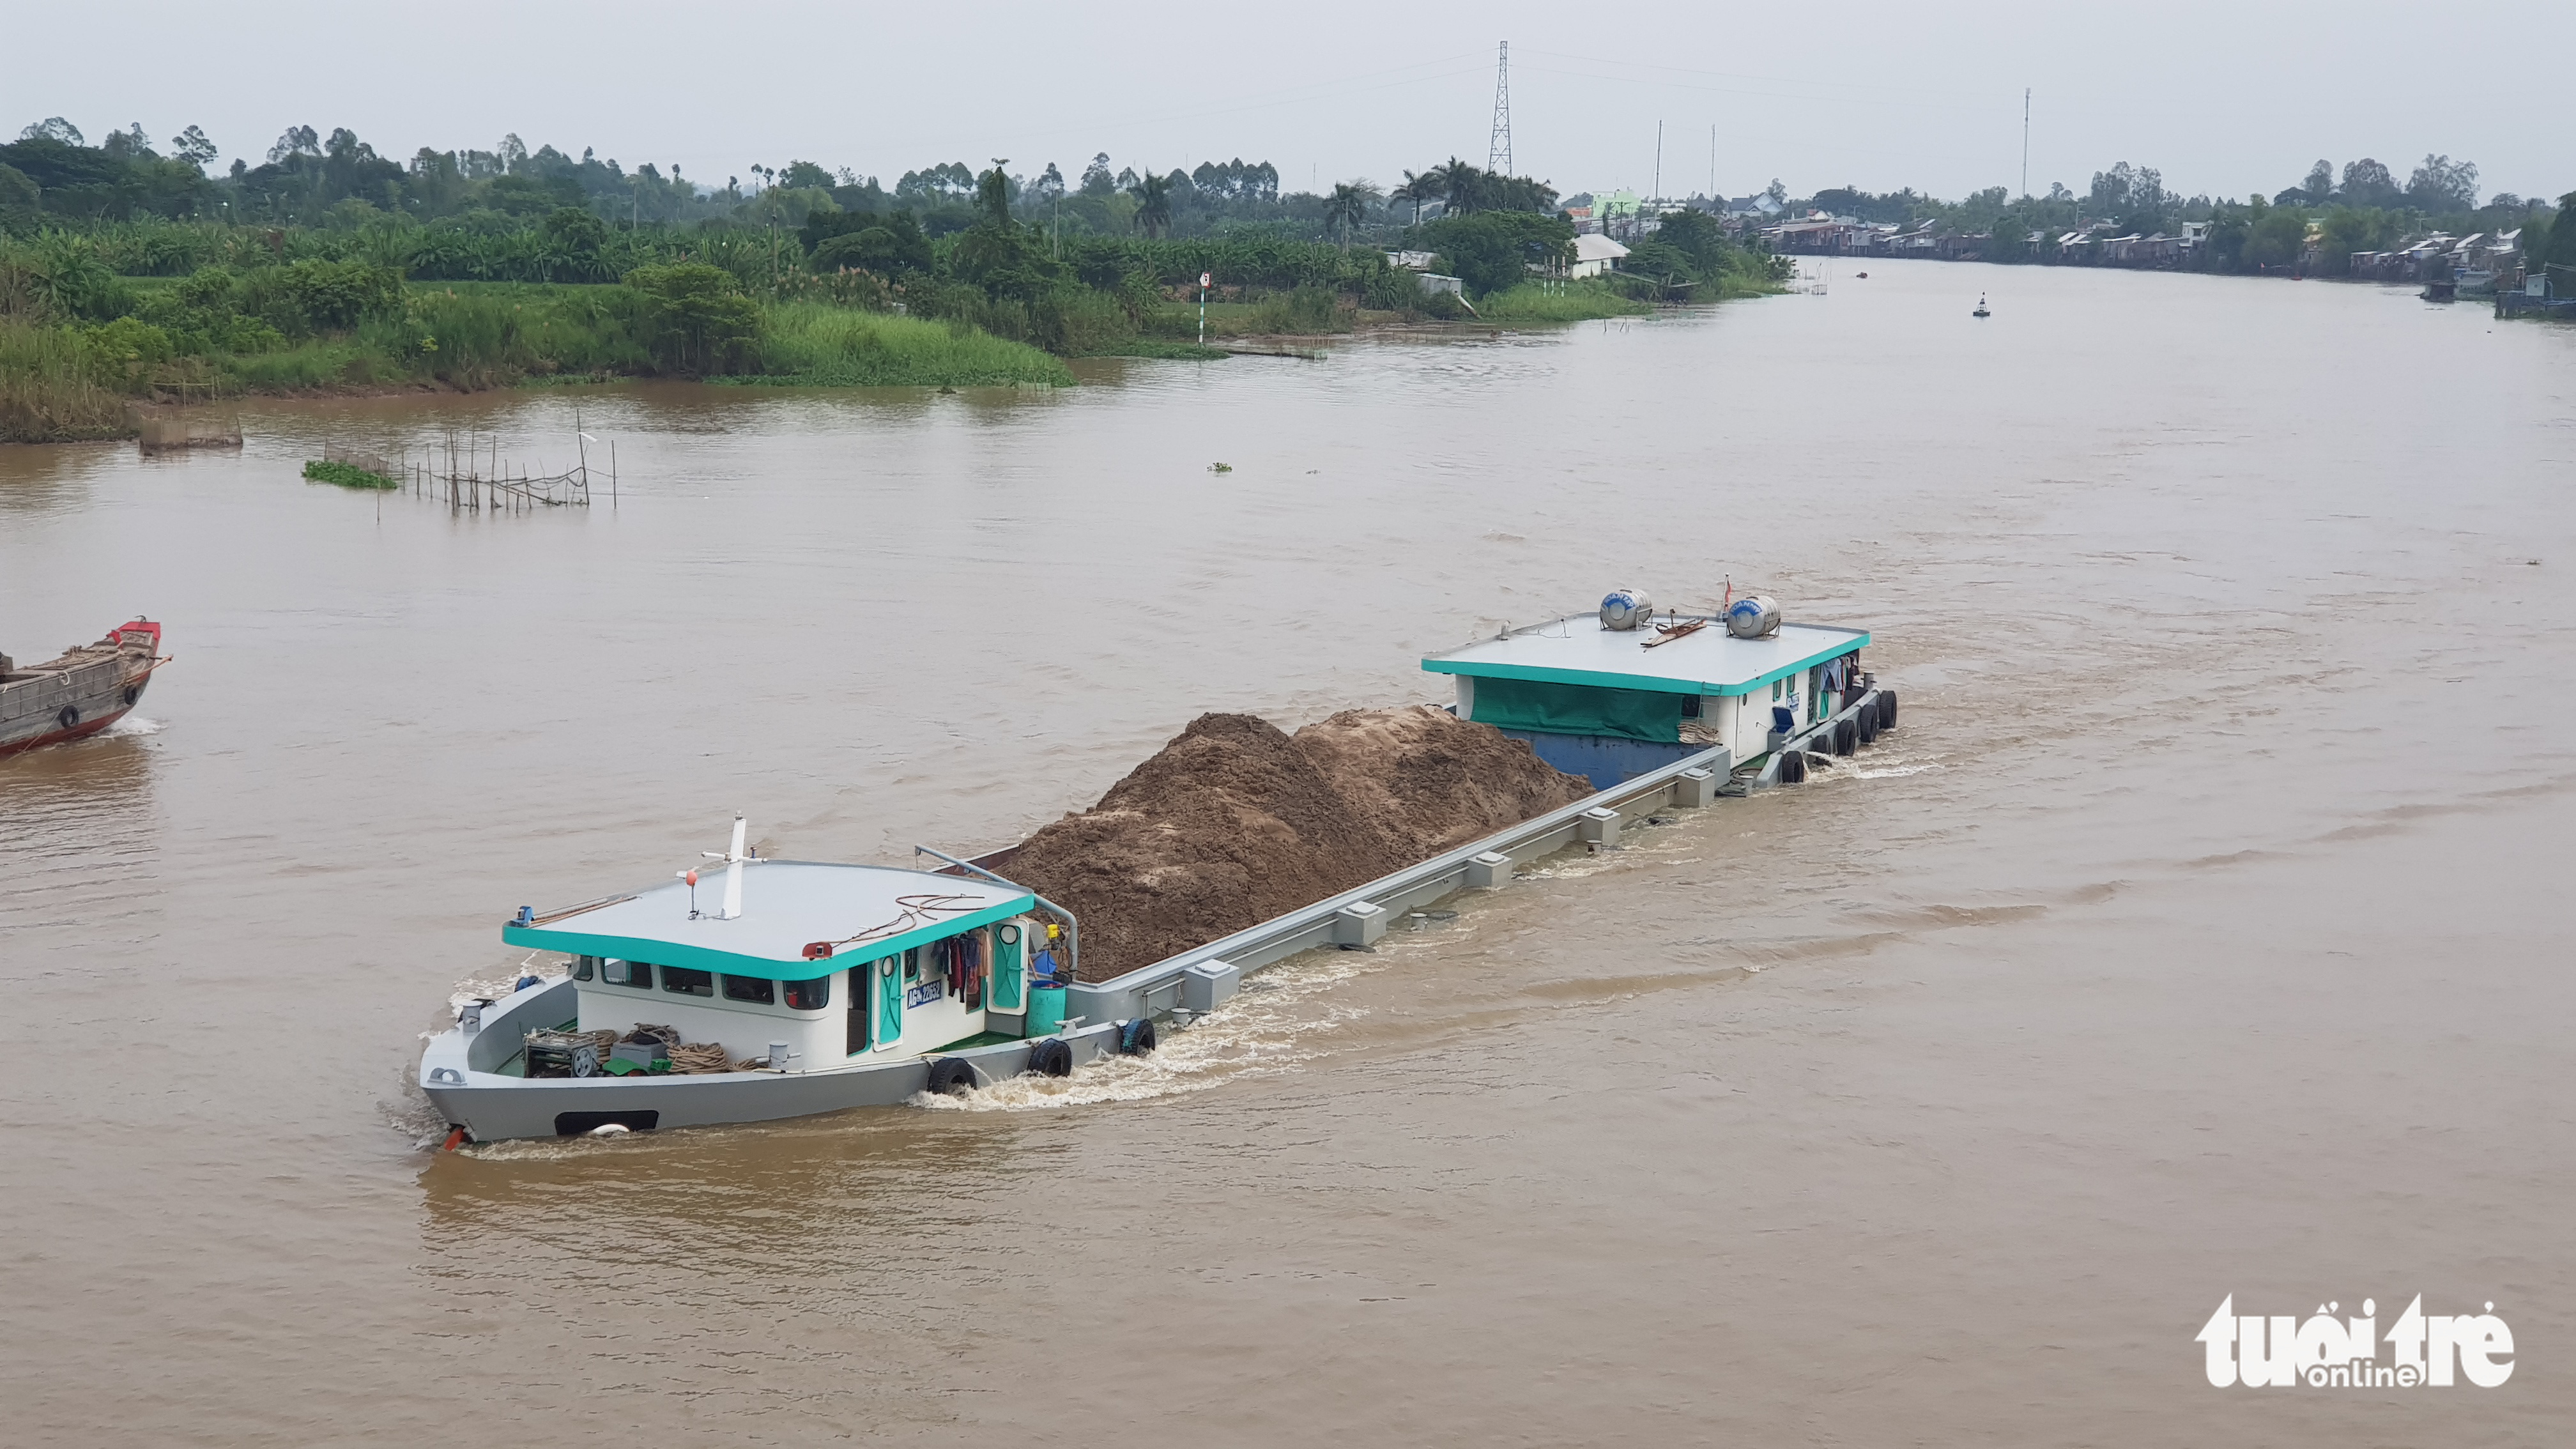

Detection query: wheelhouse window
(663, 965), (714, 997)
(784, 977), (830, 1011)
(603, 959), (653, 990)
(722, 974), (776, 1005)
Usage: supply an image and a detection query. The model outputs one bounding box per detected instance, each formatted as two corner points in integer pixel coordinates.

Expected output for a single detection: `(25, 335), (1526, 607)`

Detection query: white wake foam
(916, 948), (1384, 1112)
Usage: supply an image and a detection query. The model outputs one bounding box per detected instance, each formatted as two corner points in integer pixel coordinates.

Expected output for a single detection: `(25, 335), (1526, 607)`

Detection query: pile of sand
(995, 706), (1592, 981)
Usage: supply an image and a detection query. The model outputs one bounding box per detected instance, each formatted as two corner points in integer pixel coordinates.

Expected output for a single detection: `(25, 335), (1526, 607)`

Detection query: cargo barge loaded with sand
(420, 590), (1897, 1143)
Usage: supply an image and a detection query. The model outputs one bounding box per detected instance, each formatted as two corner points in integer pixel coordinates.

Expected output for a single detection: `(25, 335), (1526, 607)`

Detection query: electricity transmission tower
(2021, 89), (2031, 197)
(1488, 42), (1513, 175)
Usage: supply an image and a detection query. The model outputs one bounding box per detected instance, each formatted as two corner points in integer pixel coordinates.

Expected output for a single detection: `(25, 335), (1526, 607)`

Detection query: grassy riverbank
(730, 303), (1073, 387)
(0, 321), (133, 443)
(1475, 280), (1652, 323)
(0, 264), (1075, 440)
(3, 192), (1786, 440)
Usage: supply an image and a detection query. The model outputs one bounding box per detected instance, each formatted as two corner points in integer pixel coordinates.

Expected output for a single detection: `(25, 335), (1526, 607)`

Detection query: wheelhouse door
(873, 954), (903, 1048)
(992, 923), (1025, 1012)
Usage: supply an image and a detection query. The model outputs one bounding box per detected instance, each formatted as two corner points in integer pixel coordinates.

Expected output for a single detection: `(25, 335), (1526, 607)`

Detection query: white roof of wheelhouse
(1423, 615), (1869, 697)
(500, 861), (1034, 982)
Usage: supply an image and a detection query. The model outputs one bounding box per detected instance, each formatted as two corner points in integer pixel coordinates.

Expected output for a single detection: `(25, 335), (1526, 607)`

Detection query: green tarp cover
(1469, 677), (1681, 744)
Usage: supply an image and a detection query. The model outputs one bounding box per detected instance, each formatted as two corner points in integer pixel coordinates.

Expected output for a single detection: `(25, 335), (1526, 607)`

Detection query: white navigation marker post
(1199, 272), (1210, 347)
(699, 814), (753, 919)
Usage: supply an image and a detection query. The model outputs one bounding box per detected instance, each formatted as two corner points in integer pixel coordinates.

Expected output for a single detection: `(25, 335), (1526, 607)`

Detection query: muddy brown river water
(4, 260), (2572, 1445)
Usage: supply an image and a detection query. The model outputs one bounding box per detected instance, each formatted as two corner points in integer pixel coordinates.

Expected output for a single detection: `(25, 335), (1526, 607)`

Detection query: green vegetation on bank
(737, 303), (1073, 387)
(302, 458), (395, 488)
(0, 318), (129, 441)
(2, 123), (1794, 440)
(1474, 281), (1650, 323)
(1598, 208), (1786, 302)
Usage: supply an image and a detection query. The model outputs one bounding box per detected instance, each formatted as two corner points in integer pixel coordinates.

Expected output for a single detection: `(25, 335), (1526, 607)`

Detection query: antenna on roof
(695, 814), (756, 919)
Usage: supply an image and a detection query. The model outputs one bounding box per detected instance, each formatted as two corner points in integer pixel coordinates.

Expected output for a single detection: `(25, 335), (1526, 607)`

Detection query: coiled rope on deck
(625, 1025), (762, 1073)
(664, 1043), (740, 1073)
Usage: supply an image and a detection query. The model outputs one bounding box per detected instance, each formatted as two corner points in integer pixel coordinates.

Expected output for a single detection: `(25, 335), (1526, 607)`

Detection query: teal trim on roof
(502, 893), (1032, 983)
(1423, 632), (1867, 697)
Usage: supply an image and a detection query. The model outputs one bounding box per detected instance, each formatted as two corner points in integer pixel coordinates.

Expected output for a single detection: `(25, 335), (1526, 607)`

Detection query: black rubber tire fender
(1834, 718), (1858, 756)
(1856, 703), (1878, 746)
(57, 704), (80, 731)
(1878, 690), (1898, 731)
(925, 1057), (979, 1096)
(1779, 749), (1807, 785)
(123, 685), (140, 707)
(1028, 1039), (1074, 1077)
(1118, 1018), (1158, 1055)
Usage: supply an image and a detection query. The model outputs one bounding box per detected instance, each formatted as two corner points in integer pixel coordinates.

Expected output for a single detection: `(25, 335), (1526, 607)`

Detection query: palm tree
(1131, 171), (1172, 238)
(1323, 180), (1381, 247)
(1439, 157), (1494, 215)
(1392, 170), (1438, 225)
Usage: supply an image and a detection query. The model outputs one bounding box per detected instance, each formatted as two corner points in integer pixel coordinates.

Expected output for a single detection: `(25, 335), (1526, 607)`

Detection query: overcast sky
(16, 0), (2572, 205)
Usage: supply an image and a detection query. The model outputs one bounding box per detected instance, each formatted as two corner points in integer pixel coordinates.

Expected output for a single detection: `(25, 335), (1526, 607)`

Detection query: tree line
(1772, 151), (2560, 279)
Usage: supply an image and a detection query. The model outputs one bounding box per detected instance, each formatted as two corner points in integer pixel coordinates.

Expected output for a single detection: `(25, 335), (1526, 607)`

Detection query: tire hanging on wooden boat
(57, 705), (79, 731)
(1028, 1039), (1074, 1077)
(1119, 1018), (1157, 1055)
(1878, 690), (1898, 731)
(926, 1057), (978, 1096)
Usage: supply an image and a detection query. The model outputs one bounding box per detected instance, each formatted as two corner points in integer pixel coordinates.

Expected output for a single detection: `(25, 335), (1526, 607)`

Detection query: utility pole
(1487, 42), (1513, 175)
(2021, 89), (2031, 198)
(1653, 121), (1662, 208)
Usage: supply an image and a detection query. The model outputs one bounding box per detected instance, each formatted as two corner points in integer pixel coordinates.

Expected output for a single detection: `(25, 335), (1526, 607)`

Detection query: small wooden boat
(0, 619), (167, 757)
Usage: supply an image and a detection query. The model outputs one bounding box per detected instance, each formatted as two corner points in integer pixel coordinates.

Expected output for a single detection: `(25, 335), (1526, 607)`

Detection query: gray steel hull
(421, 979), (1123, 1142)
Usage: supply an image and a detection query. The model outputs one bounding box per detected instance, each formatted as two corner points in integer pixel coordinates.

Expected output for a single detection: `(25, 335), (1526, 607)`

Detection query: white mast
(699, 814), (753, 920)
